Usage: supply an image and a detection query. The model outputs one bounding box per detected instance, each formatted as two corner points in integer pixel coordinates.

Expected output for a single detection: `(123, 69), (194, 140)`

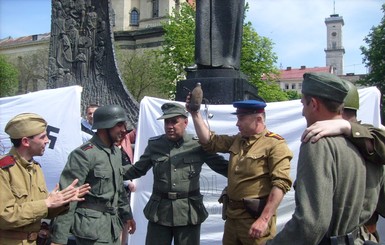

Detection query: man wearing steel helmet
(51, 105), (136, 245)
(302, 80), (385, 243)
(123, 102), (228, 245)
(186, 96), (292, 245)
(0, 113), (90, 245)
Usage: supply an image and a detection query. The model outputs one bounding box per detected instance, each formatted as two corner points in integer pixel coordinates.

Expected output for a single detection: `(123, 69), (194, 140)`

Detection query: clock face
(332, 32), (337, 37)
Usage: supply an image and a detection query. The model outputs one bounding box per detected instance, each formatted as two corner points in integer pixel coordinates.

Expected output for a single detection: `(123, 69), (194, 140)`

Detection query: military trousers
(145, 221), (201, 245)
(223, 217), (275, 245)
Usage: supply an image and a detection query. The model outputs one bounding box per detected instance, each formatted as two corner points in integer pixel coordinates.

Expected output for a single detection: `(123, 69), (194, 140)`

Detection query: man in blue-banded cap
(123, 102), (228, 245)
(187, 95), (292, 245)
(265, 72), (385, 244)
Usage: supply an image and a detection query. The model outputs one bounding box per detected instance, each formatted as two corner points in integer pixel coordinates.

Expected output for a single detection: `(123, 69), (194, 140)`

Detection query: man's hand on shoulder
(301, 119), (351, 143)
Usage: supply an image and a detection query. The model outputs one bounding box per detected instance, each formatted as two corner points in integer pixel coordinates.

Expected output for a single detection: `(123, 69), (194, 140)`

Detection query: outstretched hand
(45, 179), (90, 208)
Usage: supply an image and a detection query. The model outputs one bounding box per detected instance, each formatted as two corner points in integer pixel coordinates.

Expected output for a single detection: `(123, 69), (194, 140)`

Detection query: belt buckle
(168, 192), (178, 200)
(27, 232), (38, 241)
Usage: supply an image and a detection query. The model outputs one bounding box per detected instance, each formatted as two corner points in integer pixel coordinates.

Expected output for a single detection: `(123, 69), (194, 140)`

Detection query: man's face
(86, 107), (98, 125)
(235, 113), (259, 137)
(109, 122), (127, 144)
(164, 116), (187, 141)
(301, 95), (314, 126)
(26, 131), (49, 157)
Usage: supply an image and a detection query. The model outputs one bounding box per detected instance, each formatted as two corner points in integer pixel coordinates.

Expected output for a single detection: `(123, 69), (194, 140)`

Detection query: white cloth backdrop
(0, 85), (82, 191)
(0, 86), (383, 244)
(128, 86), (384, 245)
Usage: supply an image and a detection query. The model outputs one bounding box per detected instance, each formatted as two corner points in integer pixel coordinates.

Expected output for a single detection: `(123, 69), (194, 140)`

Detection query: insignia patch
(81, 143), (94, 151)
(265, 132), (284, 140)
(0, 155), (15, 169)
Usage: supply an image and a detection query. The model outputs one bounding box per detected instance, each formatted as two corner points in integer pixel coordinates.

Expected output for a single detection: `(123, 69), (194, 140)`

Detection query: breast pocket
(181, 156), (202, 180)
(93, 168), (113, 195)
(153, 156), (169, 179)
(245, 154), (268, 176)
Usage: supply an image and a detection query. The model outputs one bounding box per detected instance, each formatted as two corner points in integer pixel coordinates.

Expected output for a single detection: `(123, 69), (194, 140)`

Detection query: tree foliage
(116, 48), (170, 101)
(359, 3), (385, 123)
(156, 2), (289, 101)
(7, 49), (49, 94)
(0, 55), (19, 97)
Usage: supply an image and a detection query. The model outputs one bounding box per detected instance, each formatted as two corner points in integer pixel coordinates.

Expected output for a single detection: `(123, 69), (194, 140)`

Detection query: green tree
(157, 2), (287, 101)
(116, 48), (170, 101)
(0, 55), (19, 97)
(359, 3), (385, 123)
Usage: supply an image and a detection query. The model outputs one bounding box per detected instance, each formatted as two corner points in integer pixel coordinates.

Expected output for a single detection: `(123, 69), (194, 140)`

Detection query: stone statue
(191, 0), (245, 70)
(47, 0), (139, 125)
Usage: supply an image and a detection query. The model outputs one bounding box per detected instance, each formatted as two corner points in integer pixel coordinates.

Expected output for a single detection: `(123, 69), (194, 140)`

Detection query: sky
(0, 0), (383, 75)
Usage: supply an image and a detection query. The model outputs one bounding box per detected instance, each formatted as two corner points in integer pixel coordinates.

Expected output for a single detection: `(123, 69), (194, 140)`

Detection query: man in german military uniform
(187, 97), (293, 245)
(265, 72), (385, 245)
(0, 113), (89, 245)
(50, 105), (136, 245)
(301, 79), (385, 243)
(123, 102), (228, 245)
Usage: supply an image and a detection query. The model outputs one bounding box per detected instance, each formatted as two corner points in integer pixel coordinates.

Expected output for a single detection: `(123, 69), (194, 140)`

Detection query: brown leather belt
(0, 229), (38, 241)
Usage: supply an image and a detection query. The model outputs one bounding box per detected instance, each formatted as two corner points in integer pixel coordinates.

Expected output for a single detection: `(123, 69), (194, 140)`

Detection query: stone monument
(175, 0), (259, 104)
(47, 0), (139, 125)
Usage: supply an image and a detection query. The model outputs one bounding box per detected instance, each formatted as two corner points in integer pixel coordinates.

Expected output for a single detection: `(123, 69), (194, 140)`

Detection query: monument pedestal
(175, 69), (259, 104)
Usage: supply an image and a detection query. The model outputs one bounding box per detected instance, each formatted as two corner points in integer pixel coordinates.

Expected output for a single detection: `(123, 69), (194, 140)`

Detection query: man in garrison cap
(264, 72), (385, 244)
(187, 95), (292, 245)
(301, 79), (385, 243)
(0, 113), (89, 245)
(123, 102), (228, 245)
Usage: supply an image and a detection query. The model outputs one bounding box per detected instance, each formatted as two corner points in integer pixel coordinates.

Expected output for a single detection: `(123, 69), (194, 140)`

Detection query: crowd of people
(0, 72), (384, 245)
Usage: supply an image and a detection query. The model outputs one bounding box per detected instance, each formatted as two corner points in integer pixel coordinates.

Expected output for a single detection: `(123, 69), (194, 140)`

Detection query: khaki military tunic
(0, 147), (64, 245)
(51, 135), (132, 245)
(202, 128), (292, 244)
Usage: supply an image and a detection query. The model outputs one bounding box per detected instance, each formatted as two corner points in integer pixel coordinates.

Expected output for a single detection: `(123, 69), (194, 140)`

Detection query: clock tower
(325, 13), (345, 75)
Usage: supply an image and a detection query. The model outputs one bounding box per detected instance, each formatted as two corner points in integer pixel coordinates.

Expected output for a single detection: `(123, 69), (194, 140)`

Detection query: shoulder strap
(0, 155), (15, 169)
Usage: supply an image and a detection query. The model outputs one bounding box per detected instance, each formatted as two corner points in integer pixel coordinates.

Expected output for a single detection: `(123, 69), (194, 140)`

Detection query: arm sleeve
(268, 140), (293, 194)
(50, 149), (90, 244)
(348, 123), (385, 165)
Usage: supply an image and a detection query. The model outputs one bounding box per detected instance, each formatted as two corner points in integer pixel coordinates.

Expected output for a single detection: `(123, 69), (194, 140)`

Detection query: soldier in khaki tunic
(50, 105), (136, 245)
(187, 98), (293, 245)
(265, 72), (385, 245)
(0, 113), (90, 245)
(123, 102), (228, 245)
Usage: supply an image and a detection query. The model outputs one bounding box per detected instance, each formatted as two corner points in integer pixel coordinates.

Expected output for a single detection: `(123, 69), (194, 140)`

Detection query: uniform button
(355, 132), (361, 136)
(174, 169), (177, 172)
(172, 183), (176, 187)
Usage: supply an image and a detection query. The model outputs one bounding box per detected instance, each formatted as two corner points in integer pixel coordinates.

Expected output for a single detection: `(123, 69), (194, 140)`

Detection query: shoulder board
(149, 135), (162, 141)
(0, 155), (15, 169)
(265, 132), (284, 140)
(81, 143), (94, 151)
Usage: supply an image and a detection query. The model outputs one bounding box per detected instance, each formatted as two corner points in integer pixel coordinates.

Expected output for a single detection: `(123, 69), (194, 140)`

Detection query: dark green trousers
(145, 221), (201, 245)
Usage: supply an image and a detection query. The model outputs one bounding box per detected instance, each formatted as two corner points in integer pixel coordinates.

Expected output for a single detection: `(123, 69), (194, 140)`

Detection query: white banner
(0, 86), (382, 244)
(0, 85), (83, 191)
(129, 86), (384, 245)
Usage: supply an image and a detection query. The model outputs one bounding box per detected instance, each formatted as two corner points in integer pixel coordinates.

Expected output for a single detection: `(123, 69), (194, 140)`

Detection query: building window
(291, 84), (296, 90)
(152, 0), (159, 18)
(130, 9), (139, 26)
(298, 83), (302, 90)
(285, 83), (289, 90)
